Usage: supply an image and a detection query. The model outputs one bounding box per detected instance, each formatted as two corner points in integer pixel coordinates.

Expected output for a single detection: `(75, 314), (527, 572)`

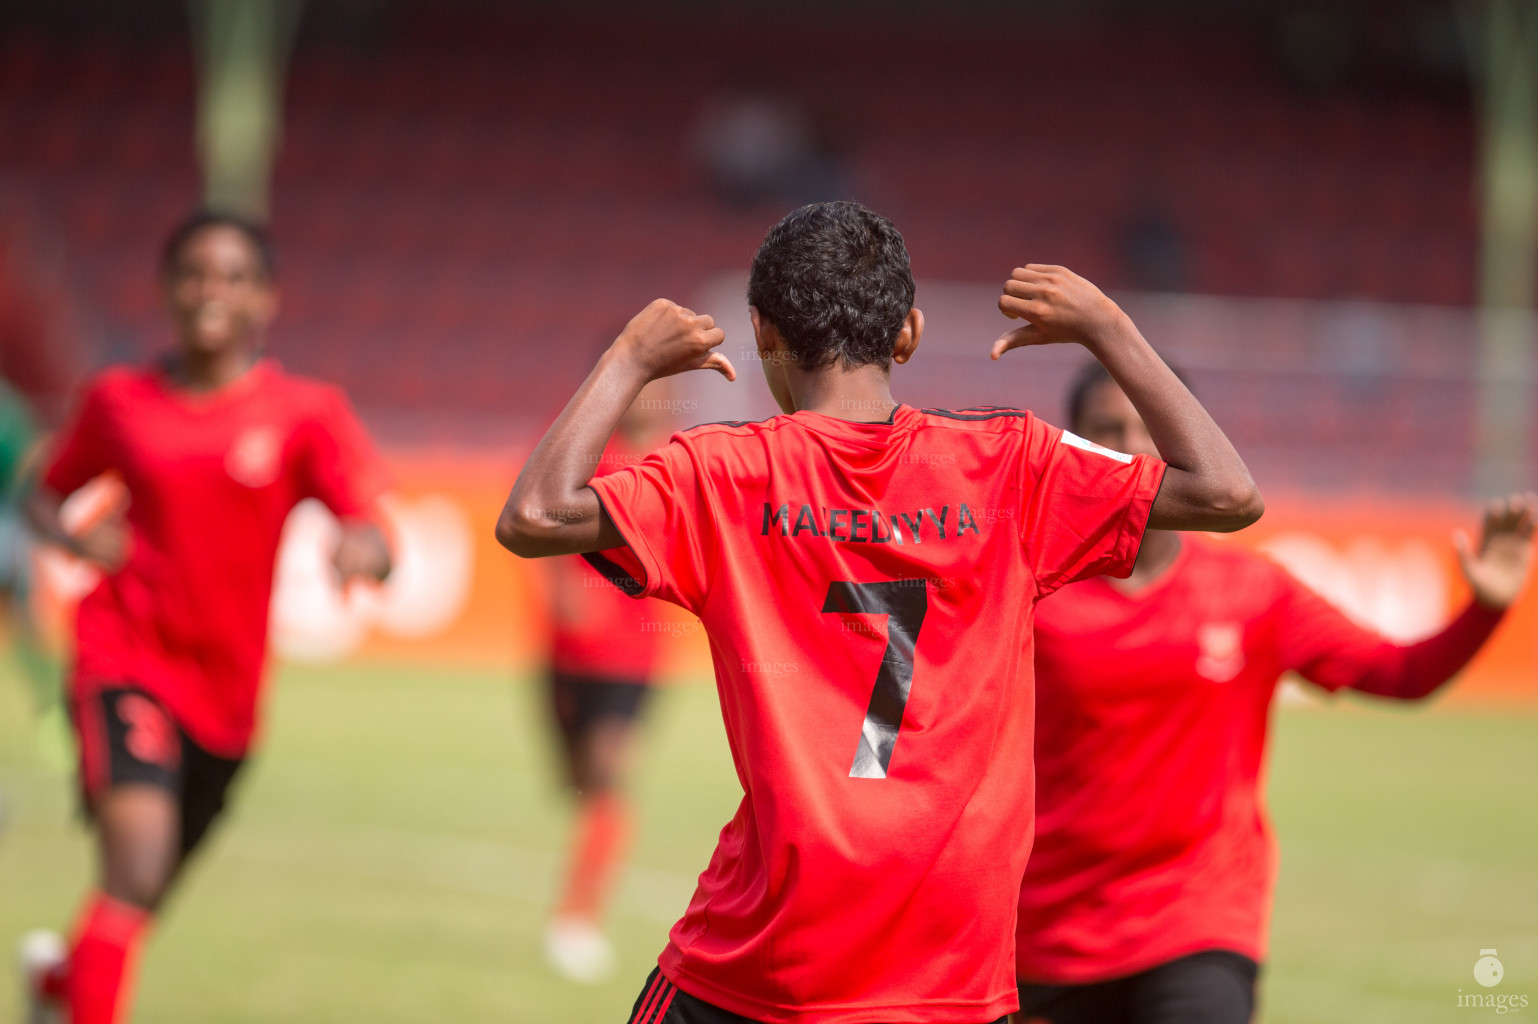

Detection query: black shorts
(73, 685), (245, 859)
(626, 967), (1009, 1024)
(1017, 950), (1259, 1024)
(548, 670), (653, 744)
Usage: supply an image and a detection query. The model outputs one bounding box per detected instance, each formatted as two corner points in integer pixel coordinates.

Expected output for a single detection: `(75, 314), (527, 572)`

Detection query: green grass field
(1, 659), (1533, 1023)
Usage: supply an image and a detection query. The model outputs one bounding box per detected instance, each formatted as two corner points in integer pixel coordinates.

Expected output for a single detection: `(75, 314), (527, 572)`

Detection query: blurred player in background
(1013, 361), (1536, 1024)
(497, 201), (1263, 1024)
(0, 375), (38, 664)
(17, 211), (392, 1024)
(0, 375), (37, 615)
(541, 377), (675, 983)
(0, 375), (37, 837)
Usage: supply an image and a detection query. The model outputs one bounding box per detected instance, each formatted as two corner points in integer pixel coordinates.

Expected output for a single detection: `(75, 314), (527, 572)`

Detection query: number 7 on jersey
(822, 580), (929, 779)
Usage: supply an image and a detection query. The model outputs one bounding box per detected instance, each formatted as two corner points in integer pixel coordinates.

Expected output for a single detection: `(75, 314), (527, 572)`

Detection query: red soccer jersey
(586, 405), (1164, 1024)
(43, 360), (387, 757)
(548, 438), (666, 680)
(1018, 537), (1504, 985)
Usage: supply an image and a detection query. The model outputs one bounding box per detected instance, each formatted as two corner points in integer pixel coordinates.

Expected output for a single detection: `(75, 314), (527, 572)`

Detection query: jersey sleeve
(1271, 563), (1507, 699)
(41, 380), (114, 496)
(1019, 419), (1167, 595)
(298, 387), (389, 518)
(583, 438), (711, 613)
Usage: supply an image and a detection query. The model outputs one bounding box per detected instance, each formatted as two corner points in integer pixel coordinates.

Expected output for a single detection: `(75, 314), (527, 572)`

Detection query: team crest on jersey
(226, 427), (282, 487)
(1195, 621), (1245, 682)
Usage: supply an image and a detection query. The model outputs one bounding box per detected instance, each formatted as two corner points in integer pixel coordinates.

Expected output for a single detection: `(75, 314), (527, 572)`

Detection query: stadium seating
(0, 8), (1510, 490)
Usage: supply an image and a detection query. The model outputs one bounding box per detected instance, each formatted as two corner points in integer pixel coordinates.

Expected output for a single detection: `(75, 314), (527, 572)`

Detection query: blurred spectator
(691, 95), (849, 207)
(1119, 201), (1189, 293)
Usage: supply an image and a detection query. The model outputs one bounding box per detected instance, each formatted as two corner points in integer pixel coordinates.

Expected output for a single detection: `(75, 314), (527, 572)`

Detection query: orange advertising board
(30, 450), (1537, 705)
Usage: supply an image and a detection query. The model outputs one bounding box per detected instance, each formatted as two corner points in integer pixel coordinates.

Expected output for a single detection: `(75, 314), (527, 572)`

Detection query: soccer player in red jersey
(18, 211), (392, 1024)
(496, 201), (1264, 1024)
(1014, 361), (1536, 1024)
(542, 386), (674, 982)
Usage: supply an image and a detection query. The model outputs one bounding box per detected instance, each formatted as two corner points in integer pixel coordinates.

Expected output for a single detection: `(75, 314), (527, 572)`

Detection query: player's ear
(749, 306), (772, 354)
(892, 307), (923, 365)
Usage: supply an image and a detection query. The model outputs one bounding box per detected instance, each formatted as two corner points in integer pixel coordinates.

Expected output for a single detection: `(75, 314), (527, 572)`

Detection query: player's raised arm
(1287, 493), (1536, 701)
(993, 265), (1262, 532)
(496, 299), (734, 558)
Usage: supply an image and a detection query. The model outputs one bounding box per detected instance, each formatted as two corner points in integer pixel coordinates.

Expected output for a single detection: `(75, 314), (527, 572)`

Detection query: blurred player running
(17, 211), (392, 1024)
(497, 201), (1264, 1023)
(1013, 361), (1536, 1024)
(542, 382), (675, 982)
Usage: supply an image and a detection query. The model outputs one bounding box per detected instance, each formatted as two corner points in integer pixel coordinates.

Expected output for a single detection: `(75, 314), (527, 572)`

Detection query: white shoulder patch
(1060, 430), (1134, 464)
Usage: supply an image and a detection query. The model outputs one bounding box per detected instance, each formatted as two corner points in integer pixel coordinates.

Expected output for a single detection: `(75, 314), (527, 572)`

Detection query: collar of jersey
(153, 356), (275, 407)
(787, 403), (910, 441)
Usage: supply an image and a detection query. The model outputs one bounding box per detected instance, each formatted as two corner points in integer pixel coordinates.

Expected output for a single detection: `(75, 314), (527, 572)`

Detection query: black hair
(1066, 358), (1191, 430)
(746, 201), (915, 371)
(160, 209), (276, 280)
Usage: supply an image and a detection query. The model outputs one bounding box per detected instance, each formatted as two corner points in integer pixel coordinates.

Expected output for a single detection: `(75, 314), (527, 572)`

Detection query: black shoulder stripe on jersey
(581, 551), (645, 598)
(920, 407), (1033, 421)
(581, 488), (646, 598)
(686, 418), (757, 430)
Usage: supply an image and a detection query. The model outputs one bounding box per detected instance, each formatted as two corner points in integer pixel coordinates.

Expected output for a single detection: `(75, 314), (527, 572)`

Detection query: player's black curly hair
(747, 201), (915, 371)
(161, 209), (276, 280)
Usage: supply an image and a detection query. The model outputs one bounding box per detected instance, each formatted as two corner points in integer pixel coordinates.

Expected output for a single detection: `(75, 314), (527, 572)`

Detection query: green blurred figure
(0, 376), (61, 765)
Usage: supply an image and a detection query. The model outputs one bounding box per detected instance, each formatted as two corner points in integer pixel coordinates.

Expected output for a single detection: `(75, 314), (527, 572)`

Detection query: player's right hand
(612, 299), (736, 382)
(71, 514), (132, 573)
(1454, 493), (1537, 609)
(992, 265), (1132, 359)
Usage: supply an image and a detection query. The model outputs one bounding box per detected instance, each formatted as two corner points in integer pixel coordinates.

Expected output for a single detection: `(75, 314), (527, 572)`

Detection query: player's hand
(991, 265), (1133, 359)
(333, 521), (392, 584)
(612, 299), (736, 382)
(70, 508), (132, 572)
(1454, 493), (1537, 609)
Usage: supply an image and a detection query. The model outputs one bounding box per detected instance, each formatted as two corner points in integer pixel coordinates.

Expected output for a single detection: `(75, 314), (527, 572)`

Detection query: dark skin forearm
(1083, 318), (1261, 531)
(993, 265), (1263, 532)
(496, 298), (731, 558)
(495, 350), (642, 557)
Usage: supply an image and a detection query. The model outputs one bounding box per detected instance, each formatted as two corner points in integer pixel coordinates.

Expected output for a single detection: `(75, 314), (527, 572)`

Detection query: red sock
(556, 792), (632, 923)
(67, 892), (151, 1024)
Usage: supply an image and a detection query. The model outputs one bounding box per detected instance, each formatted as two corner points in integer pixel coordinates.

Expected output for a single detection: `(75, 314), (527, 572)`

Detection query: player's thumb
(1452, 528), (1477, 578)
(703, 352), (737, 381)
(991, 324), (1042, 360)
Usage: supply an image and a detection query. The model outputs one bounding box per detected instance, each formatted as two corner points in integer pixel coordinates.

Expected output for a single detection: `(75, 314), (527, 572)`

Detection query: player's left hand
(333, 521), (392, 584)
(1454, 493), (1537, 609)
(991, 265), (1132, 358)
(612, 299), (736, 382)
